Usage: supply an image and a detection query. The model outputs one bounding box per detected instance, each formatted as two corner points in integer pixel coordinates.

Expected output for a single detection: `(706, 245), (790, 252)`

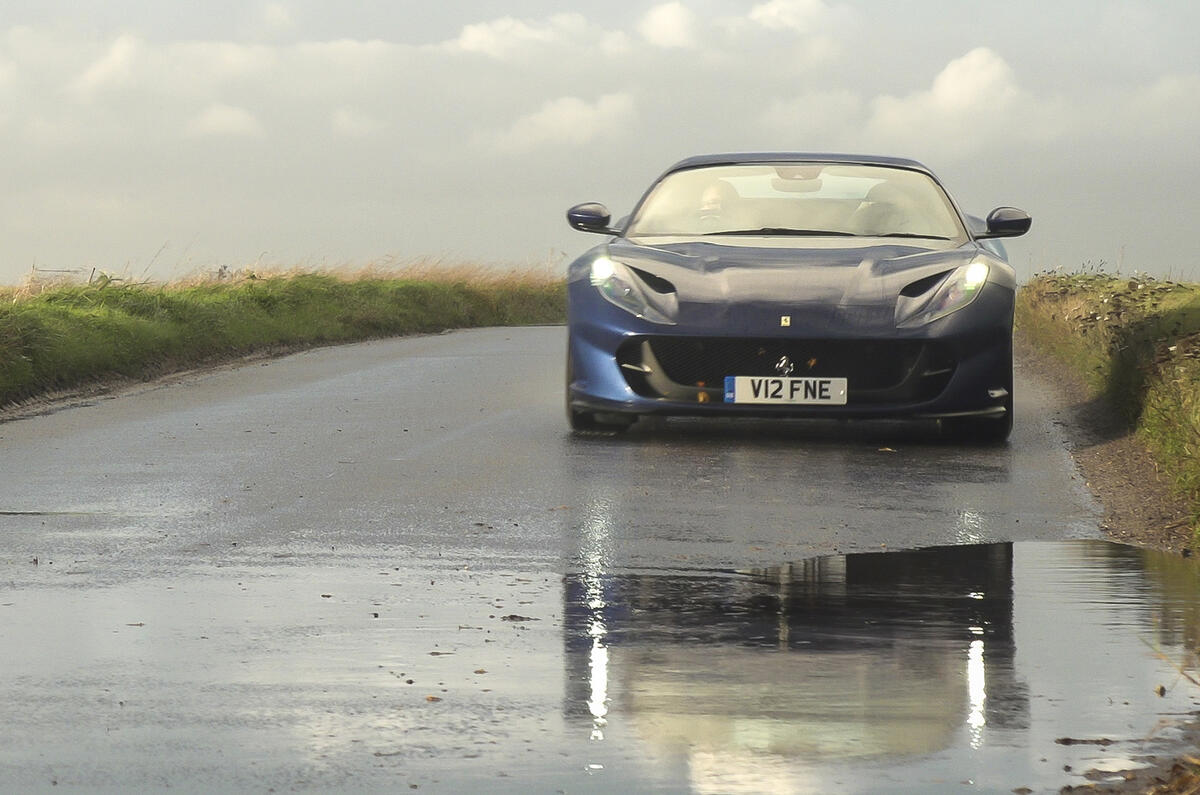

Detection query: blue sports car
(565, 153), (1031, 441)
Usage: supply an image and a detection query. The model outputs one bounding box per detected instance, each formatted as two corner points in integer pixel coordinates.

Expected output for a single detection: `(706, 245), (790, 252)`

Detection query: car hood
(612, 237), (974, 304)
(606, 237), (983, 334)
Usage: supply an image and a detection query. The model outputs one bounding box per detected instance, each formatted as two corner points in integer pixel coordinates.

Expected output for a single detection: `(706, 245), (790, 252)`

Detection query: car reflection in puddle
(563, 541), (1200, 793)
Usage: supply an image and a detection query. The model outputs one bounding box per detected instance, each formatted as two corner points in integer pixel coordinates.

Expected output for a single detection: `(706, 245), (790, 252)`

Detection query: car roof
(664, 152), (933, 175)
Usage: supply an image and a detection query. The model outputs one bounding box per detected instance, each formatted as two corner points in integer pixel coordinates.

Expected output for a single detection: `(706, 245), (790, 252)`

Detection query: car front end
(567, 240), (1014, 421)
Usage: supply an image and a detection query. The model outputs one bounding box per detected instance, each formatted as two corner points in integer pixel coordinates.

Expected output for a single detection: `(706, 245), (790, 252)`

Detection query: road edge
(1017, 330), (1194, 554)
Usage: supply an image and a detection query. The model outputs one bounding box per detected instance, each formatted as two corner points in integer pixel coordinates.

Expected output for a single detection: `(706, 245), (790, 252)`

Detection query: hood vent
(900, 269), (953, 298)
(630, 266), (676, 295)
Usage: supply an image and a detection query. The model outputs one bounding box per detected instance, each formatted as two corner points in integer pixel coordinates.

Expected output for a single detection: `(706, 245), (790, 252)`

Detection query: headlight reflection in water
(580, 500), (613, 742)
(967, 636), (987, 750)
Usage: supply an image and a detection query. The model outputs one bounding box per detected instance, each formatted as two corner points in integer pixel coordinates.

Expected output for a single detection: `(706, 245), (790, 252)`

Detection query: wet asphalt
(2, 326), (1197, 792)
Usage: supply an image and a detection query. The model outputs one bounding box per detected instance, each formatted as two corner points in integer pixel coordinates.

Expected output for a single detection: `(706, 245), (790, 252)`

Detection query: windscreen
(625, 163), (965, 240)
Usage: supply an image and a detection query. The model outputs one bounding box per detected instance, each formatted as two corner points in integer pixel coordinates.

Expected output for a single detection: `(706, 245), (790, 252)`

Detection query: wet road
(2, 326), (1198, 792)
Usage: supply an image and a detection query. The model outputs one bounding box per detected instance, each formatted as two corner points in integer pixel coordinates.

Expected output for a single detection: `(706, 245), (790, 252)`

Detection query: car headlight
(895, 259), (990, 327)
(590, 256), (677, 324)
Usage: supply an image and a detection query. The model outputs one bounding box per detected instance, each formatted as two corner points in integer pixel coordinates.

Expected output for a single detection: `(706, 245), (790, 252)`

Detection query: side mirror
(979, 206), (1032, 238)
(567, 202), (620, 235)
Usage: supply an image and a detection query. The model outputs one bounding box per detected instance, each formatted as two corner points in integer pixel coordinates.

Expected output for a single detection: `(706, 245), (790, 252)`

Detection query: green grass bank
(0, 269), (566, 410)
(1017, 273), (1200, 538)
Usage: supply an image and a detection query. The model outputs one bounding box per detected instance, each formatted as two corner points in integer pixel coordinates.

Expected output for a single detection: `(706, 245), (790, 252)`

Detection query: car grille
(617, 336), (955, 404)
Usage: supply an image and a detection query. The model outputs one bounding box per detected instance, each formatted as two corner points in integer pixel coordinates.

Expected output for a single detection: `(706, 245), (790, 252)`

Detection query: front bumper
(567, 282), (1013, 421)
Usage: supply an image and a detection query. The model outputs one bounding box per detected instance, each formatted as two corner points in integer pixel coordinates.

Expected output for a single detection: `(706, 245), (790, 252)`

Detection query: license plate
(723, 376), (848, 405)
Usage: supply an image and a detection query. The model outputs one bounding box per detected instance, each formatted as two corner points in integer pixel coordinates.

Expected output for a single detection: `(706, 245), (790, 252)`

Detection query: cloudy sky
(1, 0), (1197, 284)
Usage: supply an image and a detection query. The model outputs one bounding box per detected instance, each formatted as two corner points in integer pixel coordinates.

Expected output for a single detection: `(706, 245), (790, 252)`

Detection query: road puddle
(562, 540), (1200, 792)
(6, 539), (1199, 792)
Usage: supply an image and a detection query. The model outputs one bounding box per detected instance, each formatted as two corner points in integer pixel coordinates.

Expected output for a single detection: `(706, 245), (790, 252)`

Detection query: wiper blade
(704, 228), (856, 237)
(872, 232), (952, 240)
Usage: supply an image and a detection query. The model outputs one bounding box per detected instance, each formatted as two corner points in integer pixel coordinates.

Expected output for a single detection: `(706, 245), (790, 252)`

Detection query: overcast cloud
(1, 0), (1197, 283)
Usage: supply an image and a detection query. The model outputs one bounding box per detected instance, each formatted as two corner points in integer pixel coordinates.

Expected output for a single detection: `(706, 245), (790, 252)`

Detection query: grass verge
(0, 266), (566, 410)
(1017, 272), (1200, 539)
